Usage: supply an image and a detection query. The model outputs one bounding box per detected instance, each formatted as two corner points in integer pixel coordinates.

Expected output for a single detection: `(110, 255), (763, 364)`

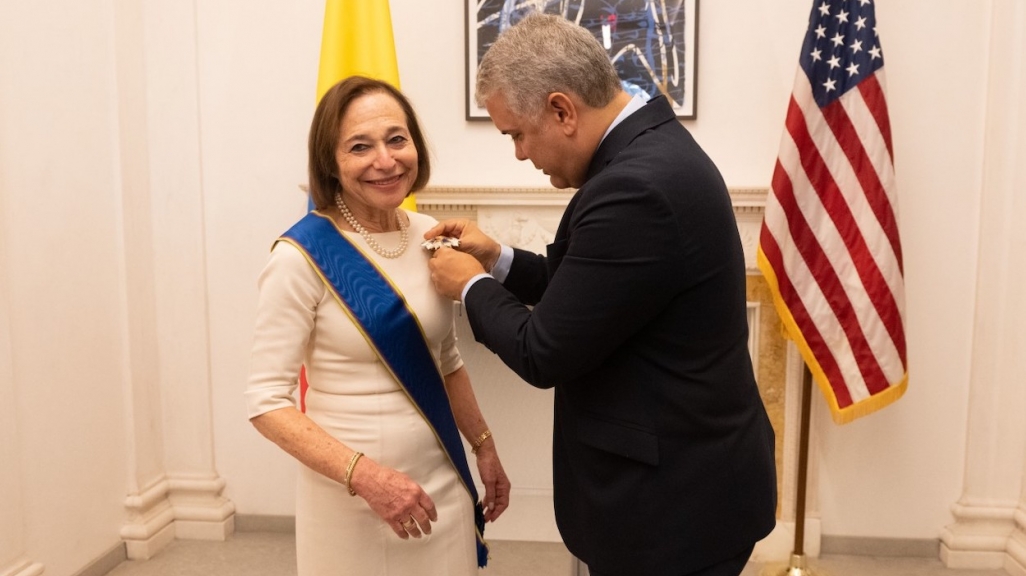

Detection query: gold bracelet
(344, 451), (364, 496)
(471, 430), (492, 454)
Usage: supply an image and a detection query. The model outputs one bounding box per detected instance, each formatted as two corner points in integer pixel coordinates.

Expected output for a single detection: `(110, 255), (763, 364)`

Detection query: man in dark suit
(426, 13), (776, 576)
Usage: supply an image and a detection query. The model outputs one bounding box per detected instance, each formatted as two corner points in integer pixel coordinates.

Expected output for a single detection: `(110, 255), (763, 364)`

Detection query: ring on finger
(401, 517), (416, 529)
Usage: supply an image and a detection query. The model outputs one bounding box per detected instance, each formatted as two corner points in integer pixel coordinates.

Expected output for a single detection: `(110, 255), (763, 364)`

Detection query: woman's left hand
(473, 441), (510, 522)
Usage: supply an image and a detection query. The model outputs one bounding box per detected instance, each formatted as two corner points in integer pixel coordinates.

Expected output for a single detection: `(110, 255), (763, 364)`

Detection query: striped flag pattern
(314, 0), (401, 100)
(300, 0), (409, 412)
(757, 0), (907, 424)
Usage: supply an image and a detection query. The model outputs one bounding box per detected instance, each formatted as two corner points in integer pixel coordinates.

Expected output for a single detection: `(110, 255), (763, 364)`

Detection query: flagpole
(763, 363), (825, 576)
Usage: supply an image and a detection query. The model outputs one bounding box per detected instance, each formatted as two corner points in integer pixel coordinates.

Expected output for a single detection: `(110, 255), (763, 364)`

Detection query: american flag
(757, 0), (907, 424)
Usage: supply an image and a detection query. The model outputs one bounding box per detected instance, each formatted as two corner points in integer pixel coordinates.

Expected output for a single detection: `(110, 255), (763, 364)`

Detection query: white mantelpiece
(419, 187), (769, 270)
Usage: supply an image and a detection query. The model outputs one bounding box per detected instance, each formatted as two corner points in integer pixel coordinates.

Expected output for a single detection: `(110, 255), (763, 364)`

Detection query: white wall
(0, 0), (1014, 573)
(0, 1), (133, 574)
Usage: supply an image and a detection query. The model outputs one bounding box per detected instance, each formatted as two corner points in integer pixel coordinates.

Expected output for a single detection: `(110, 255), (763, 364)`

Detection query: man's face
(485, 92), (581, 189)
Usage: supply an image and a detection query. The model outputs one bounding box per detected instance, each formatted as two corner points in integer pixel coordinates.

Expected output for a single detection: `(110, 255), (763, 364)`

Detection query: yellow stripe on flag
(315, 0), (415, 211)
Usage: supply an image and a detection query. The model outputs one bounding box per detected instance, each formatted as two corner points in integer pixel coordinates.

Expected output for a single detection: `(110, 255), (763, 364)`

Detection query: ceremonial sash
(277, 212), (488, 567)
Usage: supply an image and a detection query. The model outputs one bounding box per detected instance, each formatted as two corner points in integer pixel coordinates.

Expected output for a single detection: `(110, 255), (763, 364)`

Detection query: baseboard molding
(751, 519), (821, 563)
(70, 542), (126, 576)
(168, 474), (236, 541)
(1007, 553), (1026, 576)
(1006, 527), (1026, 576)
(0, 558), (44, 576)
(940, 500), (1017, 569)
(235, 514), (296, 533)
(120, 477), (176, 560)
(821, 535), (939, 557)
(482, 488), (561, 542)
(750, 525), (941, 561)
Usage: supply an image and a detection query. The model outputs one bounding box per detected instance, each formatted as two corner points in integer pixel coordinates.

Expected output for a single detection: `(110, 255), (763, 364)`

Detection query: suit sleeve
(501, 247), (548, 304)
(465, 175), (684, 389)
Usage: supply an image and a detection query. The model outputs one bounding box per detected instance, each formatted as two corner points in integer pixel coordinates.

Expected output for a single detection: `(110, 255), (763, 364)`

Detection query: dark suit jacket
(465, 96), (777, 575)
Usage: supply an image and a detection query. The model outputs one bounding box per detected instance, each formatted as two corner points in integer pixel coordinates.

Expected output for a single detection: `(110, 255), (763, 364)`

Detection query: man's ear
(546, 92), (578, 135)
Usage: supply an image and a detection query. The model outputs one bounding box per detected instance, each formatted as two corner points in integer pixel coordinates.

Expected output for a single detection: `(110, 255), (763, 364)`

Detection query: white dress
(246, 211), (478, 576)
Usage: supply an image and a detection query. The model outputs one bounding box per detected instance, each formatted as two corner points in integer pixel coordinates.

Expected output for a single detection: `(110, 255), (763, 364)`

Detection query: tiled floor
(104, 532), (1011, 576)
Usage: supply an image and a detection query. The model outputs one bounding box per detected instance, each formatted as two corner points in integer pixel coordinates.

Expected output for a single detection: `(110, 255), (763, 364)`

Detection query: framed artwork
(465, 0), (699, 121)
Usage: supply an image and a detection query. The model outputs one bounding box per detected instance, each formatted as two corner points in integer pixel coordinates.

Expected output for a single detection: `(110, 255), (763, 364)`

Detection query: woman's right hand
(349, 457), (438, 539)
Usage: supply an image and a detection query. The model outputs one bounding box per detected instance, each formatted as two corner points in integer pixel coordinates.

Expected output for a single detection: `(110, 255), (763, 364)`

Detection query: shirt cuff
(491, 244), (513, 283)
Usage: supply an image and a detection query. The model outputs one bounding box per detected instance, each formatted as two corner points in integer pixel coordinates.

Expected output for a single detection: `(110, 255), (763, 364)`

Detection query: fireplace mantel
(418, 186), (768, 274)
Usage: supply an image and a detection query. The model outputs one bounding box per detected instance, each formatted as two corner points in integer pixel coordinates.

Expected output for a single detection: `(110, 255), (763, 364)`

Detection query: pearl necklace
(334, 192), (409, 259)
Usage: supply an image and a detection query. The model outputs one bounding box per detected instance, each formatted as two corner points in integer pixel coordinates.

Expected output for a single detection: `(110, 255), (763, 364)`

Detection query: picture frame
(465, 0), (699, 121)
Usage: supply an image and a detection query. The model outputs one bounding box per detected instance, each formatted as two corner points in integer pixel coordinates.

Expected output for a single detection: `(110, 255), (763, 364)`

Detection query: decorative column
(0, 215), (43, 576)
(1012, 466), (1026, 576)
(143, 0), (233, 543)
(940, 1), (1026, 572)
(112, 0), (174, 559)
(113, 0), (233, 558)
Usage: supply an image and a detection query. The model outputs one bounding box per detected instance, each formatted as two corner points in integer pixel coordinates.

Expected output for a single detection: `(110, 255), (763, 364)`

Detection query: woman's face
(335, 91), (418, 215)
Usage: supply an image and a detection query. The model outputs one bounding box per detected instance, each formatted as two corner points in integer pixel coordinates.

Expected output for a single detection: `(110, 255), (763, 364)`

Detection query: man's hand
(428, 247), (486, 301)
(424, 219), (500, 271)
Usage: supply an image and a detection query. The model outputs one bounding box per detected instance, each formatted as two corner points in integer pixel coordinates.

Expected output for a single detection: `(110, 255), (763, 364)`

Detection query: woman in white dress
(246, 76), (510, 575)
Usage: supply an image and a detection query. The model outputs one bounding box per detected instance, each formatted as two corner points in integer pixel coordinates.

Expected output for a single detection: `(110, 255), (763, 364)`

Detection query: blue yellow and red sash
(276, 211), (488, 566)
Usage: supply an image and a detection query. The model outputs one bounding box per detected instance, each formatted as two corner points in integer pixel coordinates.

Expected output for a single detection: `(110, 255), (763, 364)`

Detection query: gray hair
(475, 13), (621, 119)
